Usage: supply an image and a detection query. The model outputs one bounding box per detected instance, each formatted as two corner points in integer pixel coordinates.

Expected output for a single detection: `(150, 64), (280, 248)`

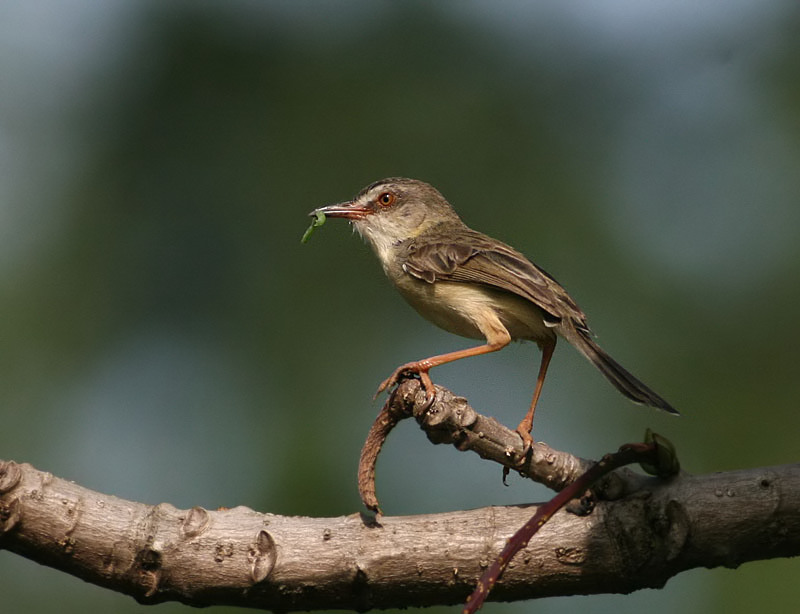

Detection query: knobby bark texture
(359, 380), (655, 512)
(2, 383), (799, 611)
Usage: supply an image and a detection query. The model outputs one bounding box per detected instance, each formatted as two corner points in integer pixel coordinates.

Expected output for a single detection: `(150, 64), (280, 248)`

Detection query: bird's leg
(376, 336), (511, 404)
(516, 337), (556, 460)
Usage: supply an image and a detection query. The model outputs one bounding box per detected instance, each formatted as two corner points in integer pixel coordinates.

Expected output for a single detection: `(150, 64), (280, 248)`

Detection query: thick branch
(3, 449), (800, 610)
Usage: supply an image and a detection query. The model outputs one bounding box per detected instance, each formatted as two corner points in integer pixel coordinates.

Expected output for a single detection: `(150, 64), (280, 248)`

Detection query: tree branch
(359, 379), (653, 512)
(2, 384), (799, 610)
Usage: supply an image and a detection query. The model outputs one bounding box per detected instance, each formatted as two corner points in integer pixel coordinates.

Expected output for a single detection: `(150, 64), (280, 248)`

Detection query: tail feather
(567, 327), (679, 415)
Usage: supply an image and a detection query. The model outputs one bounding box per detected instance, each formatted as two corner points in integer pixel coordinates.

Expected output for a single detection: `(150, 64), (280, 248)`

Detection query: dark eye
(378, 191), (395, 207)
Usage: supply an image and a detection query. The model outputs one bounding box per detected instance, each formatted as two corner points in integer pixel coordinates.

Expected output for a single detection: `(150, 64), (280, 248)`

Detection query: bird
(313, 177), (678, 453)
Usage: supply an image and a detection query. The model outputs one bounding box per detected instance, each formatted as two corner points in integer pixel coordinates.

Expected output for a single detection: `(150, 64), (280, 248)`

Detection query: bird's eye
(377, 192), (395, 207)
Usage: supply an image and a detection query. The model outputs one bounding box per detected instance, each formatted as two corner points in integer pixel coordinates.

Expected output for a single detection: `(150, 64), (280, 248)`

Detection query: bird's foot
(375, 361), (436, 406)
(514, 423), (534, 466)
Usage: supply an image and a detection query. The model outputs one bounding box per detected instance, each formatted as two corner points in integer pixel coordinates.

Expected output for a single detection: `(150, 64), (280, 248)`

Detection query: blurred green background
(1, 1), (799, 613)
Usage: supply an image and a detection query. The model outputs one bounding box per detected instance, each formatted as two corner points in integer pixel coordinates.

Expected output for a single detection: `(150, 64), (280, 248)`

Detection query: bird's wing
(401, 230), (588, 327)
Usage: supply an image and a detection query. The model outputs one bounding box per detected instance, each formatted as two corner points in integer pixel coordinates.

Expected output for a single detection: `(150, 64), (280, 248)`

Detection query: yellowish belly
(395, 277), (554, 344)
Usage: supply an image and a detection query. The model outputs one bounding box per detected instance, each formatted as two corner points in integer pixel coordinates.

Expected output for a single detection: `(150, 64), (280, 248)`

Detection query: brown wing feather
(401, 226), (588, 328)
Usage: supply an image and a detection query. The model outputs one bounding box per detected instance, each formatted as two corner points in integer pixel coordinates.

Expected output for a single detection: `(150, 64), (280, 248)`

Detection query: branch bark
(2, 385), (799, 611)
(359, 379), (654, 512)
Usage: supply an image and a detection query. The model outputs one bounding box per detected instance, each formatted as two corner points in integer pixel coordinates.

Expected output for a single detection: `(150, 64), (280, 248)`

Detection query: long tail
(565, 326), (679, 415)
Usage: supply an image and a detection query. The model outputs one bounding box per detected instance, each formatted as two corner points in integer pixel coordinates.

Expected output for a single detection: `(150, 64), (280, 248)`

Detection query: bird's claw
(514, 427), (534, 467)
(373, 369), (408, 400)
(374, 363), (436, 407)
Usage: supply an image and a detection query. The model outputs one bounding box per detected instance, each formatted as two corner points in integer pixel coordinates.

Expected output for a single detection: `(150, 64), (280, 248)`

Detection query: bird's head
(312, 178), (461, 257)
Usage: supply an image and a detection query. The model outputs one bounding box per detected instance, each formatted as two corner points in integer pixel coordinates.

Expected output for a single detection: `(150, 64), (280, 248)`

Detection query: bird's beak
(311, 200), (371, 221)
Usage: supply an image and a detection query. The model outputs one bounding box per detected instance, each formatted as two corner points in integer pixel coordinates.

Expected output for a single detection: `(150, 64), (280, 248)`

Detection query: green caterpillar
(301, 210), (326, 244)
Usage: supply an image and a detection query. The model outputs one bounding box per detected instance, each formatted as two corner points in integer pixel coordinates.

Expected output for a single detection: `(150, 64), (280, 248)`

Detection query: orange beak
(311, 200), (372, 221)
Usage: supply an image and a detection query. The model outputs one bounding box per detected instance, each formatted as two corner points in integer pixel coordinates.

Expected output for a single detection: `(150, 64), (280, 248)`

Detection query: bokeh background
(2, 1), (799, 613)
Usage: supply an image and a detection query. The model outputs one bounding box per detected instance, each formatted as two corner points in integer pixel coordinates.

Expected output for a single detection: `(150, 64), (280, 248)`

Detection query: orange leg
(515, 337), (556, 456)
(376, 338), (510, 404)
